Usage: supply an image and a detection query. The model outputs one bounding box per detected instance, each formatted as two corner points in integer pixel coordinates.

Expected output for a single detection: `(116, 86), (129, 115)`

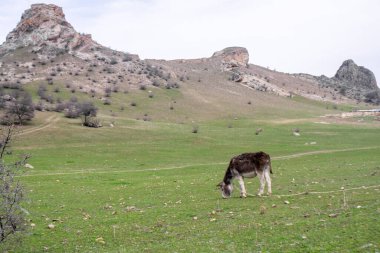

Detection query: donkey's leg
(236, 175), (247, 198)
(257, 171), (266, 196)
(264, 168), (272, 196)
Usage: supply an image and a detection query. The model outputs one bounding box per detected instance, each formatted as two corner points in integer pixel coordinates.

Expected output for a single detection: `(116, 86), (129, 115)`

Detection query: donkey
(217, 151), (272, 198)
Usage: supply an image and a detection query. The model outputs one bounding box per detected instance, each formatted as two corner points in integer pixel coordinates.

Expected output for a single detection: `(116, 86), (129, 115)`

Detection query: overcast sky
(1, 0), (379, 85)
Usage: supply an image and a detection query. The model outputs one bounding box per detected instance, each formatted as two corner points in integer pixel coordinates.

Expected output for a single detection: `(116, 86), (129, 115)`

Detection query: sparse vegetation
(1, 91), (34, 125)
(110, 58), (118, 65)
(0, 125), (29, 243)
(191, 125), (199, 133)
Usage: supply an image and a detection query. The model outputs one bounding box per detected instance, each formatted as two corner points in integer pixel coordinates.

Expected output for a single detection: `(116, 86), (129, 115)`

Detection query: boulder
(212, 47), (249, 69)
(334, 59), (378, 90)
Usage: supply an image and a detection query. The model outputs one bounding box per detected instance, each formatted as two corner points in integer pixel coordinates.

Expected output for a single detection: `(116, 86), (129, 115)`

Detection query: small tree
(2, 91), (34, 125)
(79, 102), (98, 127)
(0, 125), (29, 243)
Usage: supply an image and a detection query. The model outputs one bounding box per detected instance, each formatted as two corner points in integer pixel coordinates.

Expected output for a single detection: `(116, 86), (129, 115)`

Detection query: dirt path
(273, 146), (379, 160)
(17, 115), (60, 136)
(21, 145), (380, 177)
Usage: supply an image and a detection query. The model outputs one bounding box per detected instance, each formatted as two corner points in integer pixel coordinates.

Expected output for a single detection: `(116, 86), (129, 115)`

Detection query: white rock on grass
(25, 163), (34, 169)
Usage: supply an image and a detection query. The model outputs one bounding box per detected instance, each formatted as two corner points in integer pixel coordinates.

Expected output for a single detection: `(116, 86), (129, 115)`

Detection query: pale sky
(1, 0), (379, 85)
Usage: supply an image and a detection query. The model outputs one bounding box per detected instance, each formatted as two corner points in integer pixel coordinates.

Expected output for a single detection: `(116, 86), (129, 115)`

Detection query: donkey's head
(217, 182), (233, 198)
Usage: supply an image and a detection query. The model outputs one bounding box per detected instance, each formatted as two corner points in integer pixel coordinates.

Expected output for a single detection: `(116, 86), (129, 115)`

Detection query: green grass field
(1, 95), (380, 252)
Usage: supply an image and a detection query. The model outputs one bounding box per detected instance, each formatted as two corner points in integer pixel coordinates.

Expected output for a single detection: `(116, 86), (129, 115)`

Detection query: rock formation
(0, 4), (378, 105)
(334, 59), (377, 91)
(293, 59), (379, 104)
(212, 47), (249, 70)
(0, 4), (139, 61)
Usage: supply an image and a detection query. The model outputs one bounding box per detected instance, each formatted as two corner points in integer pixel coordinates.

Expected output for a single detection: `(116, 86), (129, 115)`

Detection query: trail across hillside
(273, 146), (379, 160)
(17, 115), (59, 136)
(21, 145), (380, 177)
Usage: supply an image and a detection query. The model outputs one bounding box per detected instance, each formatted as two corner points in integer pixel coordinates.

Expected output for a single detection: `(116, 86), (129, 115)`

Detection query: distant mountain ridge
(0, 3), (379, 105)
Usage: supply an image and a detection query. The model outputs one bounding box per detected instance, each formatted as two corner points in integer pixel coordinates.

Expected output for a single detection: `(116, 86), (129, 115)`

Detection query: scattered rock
(359, 243), (374, 249)
(95, 237), (106, 244)
(259, 205), (267, 215)
(328, 213), (339, 218)
(24, 163), (34, 169)
(82, 212), (91, 220)
(47, 224), (55, 229)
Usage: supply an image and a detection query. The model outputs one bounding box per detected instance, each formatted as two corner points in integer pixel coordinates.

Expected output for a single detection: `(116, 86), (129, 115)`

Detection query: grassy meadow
(1, 88), (380, 252)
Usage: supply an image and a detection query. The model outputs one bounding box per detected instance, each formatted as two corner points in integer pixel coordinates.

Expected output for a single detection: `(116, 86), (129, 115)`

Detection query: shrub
(82, 116), (101, 128)
(165, 82), (179, 89)
(103, 99), (111, 105)
(122, 55), (133, 62)
(64, 103), (81, 118)
(192, 125), (199, 133)
(70, 96), (78, 103)
(152, 80), (160, 87)
(37, 84), (47, 96)
(0, 125), (29, 243)
(54, 102), (66, 112)
(79, 101), (98, 125)
(105, 87), (112, 97)
(35, 101), (44, 111)
(110, 58), (118, 65)
(1, 91), (34, 125)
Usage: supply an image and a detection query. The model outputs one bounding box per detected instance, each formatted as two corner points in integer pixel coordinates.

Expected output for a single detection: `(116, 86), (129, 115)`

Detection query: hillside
(0, 3), (379, 125)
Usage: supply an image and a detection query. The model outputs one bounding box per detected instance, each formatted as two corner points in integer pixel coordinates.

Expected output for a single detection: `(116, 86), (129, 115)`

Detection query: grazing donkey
(217, 151), (272, 198)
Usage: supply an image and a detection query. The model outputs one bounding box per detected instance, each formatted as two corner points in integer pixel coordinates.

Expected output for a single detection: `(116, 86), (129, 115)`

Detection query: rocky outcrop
(332, 60), (379, 104)
(2, 4), (90, 54)
(212, 47), (249, 70)
(293, 59), (379, 104)
(0, 4), (139, 62)
(334, 59), (377, 90)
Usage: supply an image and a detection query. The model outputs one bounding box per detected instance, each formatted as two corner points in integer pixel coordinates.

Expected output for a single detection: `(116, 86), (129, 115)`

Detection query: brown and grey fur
(217, 152), (272, 198)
